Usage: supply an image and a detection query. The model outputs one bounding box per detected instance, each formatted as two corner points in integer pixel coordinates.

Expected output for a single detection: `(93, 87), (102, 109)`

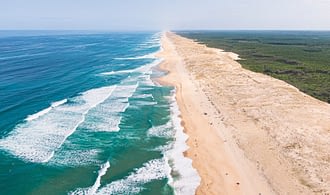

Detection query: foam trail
(70, 161), (110, 195)
(100, 69), (134, 76)
(48, 148), (101, 167)
(134, 59), (162, 74)
(100, 58), (162, 79)
(166, 93), (201, 194)
(94, 158), (170, 194)
(134, 94), (154, 99)
(100, 59), (161, 79)
(147, 121), (173, 138)
(52, 99), (68, 107)
(25, 99), (68, 121)
(80, 83), (138, 132)
(134, 101), (157, 106)
(134, 34), (161, 50)
(139, 74), (156, 86)
(113, 52), (156, 60)
(0, 86), (116, 163)
(135, 44), (159, 50)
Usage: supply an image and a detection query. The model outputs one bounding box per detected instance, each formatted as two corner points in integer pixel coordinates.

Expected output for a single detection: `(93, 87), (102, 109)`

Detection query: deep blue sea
(0, 31), (200, 195)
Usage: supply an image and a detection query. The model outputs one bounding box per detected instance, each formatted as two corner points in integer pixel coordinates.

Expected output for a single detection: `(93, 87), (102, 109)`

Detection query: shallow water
(0, 31), (199, 194)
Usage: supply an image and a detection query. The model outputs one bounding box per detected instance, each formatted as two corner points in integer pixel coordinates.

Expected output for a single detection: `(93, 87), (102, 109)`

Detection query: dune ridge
(157, 32), (330, 194)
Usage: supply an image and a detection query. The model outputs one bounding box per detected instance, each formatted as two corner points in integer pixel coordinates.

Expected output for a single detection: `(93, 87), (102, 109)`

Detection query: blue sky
(1, 0), (330, 30)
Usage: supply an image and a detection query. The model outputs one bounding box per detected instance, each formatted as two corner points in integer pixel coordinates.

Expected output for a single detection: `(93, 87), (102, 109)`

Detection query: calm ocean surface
(0, 31), (199, 195)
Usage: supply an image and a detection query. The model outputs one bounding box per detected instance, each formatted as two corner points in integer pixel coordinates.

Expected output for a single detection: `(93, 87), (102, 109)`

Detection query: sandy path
(157, 32), (330, 195)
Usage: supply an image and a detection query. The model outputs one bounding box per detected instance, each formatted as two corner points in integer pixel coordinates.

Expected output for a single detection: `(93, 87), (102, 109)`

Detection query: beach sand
(157, 32), (330, 195)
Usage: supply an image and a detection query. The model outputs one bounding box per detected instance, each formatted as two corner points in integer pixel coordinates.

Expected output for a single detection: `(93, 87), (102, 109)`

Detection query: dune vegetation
(179, 31), (330, 103)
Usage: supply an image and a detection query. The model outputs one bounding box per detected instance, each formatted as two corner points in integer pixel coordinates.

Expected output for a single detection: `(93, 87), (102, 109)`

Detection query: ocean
(0, 31), (200, 195)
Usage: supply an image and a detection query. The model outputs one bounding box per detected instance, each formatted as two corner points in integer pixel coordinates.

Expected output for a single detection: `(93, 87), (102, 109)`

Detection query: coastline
(157, 32), (330, 194)
(156, 32), (275, 195)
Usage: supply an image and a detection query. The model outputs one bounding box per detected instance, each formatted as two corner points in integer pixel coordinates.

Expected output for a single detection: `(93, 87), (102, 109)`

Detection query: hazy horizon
(1, 0), (330, 31)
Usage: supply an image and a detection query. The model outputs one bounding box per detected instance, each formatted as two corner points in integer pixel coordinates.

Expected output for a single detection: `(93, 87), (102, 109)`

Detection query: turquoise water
(0, 32), (199, 194)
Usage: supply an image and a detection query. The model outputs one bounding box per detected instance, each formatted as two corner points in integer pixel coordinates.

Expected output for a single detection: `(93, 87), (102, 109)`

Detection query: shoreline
(166, 92), (201, 194)
(156, 32), (274, 195)
(157, 32), (330, 194)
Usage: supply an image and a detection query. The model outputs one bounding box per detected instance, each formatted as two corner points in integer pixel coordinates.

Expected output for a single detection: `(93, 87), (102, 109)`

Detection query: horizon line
(1, 29), (330, 32)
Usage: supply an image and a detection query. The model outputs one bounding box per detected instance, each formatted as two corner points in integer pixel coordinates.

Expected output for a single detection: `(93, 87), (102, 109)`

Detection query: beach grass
(178, 31), (330, 103)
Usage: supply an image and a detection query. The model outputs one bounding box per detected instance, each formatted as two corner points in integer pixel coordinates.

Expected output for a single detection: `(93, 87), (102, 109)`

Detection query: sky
(1, 0), (330, 30)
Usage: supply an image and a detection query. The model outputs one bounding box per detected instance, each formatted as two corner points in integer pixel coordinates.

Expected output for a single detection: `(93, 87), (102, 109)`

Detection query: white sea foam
(100, 58), (161, 78)
(134, 59), (162, 74)
(52, 99), (68, 107)
(94, 158), (170, 194)
(147, 121), (173, 138)
(49, 149), (101, 167)
(73, 42), (100, 49)
(165, 92), (201, 194)
(135, 44), (158, 50)
(150, 144), (173, 152)
(25, 99), (68, 121)
(25, 107), (52, 122)
(81, 87), (117, 107)
(0, 86), (116, 163)
(134, 94), (154, 99)
(70, 161), (110, 195)
(134, 36), (161, 50)
(100, 69), (134, 76)
(139, 75), (156, 86)
(80, 83), (138, 132)
(113, 53), (156, 60)
(134, 101), (157, 106)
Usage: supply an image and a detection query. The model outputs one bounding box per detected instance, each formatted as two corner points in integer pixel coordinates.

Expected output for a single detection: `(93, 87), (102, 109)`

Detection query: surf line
(0, 86), (117, 163)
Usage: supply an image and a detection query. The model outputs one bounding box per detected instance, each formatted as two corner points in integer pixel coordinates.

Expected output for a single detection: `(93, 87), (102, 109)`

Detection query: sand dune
(157, 32), (330, 194)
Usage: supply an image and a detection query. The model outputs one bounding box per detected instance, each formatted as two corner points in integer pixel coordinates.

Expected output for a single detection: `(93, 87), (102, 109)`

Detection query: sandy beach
(157, 32), (330, 194)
